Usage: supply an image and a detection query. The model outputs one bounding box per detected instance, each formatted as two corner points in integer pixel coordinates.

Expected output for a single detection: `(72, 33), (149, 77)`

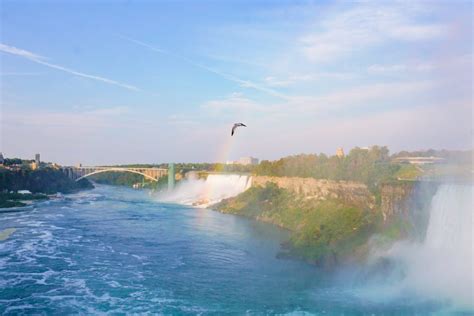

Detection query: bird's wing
(240, 123), (247, 127)
(231, 125), (236, 136)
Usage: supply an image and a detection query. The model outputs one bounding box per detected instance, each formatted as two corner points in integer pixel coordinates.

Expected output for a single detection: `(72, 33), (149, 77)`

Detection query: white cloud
(291, 101), (471, 154)
(264, 72), (355, 87)
(287, 80), (435, 112)
(3, 106), (131, 130)
(198, 79), (439, 126)
(0, 106), (174, 165)
(206, 54), (269, 69)
(300, 2), (447, 63)
(240, 99), (471, 161)
(196, 79), (440, 135)
(390, 24), (445, 41)
(368, 63), (435, 74)
(0, 43), (45, 60)
(202, 92), (265, 114)
(167, 114), (200, 129)
(120, 35), (288, 99)
(0, 43), (140, 91)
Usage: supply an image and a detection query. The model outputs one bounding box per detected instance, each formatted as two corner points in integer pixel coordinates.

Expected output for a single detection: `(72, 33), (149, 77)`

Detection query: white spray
(370, 184), (473, 309)
(156, 174), (252, 208)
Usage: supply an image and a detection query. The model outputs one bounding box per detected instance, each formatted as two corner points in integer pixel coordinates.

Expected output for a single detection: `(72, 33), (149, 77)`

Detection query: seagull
(231, 123), (247, 136)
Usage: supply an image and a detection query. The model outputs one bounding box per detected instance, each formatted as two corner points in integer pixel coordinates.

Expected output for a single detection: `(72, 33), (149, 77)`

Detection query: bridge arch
(75, 168), (160, 182)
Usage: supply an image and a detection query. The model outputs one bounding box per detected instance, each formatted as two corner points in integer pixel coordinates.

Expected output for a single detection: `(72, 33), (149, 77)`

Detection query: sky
(0, 0), (472, 165)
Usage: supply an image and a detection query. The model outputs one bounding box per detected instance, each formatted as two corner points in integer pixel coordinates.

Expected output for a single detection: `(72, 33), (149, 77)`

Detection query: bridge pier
(168, 163), (175, 191)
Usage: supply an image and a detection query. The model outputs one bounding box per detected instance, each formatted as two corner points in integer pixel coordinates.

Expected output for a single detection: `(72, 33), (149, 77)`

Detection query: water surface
(0, 185), (467, 314)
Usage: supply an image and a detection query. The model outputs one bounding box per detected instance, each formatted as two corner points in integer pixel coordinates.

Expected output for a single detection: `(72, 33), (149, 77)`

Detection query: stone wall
(251, 176), (376, 210)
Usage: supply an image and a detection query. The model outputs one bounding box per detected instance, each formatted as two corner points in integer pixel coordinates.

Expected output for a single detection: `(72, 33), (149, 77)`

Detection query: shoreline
(0, 186), (93, 210)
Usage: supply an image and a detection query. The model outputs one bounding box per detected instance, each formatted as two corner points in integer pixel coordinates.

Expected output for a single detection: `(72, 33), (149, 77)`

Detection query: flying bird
(231, 123), (247, 136)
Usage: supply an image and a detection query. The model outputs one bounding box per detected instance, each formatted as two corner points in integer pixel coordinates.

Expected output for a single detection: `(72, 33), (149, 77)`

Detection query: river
(0, 184), (471, 314)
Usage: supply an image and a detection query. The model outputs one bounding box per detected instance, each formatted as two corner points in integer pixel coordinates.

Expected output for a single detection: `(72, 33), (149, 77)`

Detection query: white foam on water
(0, 228), (16, 241)
(156, 174), (252, 207)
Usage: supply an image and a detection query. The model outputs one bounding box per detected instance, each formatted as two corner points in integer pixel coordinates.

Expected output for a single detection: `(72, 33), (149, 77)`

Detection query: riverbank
(213, 182), (376, 268)
(0, 192), (49, 208)
(213, 178), (442, 268)
(0, 168), (94, 208)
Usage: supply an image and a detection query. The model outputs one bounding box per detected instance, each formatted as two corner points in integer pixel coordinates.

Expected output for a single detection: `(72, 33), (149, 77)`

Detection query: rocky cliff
(380, 182), (415, 222)
(251, 176), (376, 211)
(216, 175), (441, 266)
(379, 181), (439, 239)
(250, 176), (438, 225)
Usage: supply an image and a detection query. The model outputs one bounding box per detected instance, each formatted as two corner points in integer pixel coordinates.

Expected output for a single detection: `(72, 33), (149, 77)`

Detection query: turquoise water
(0, 185), (465, 315)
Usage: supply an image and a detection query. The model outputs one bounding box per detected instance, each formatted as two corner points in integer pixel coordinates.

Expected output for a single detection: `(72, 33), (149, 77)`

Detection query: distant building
(238, 157), (259, 165)
(30, 162), (38, 170)
(393, 156), (446, 165)
(35, 153), (40, 165)
(0, 152), (4, 165)
(226, 157), (259, 165)
(336, 147), (345, 158)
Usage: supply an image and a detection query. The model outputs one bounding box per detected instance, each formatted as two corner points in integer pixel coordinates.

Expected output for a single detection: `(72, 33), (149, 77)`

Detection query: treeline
(0, 168), (93, 194)
(88, 172), (168, 190)
(89, 172), (147, 187)
(92, 147), (472, 190)
(108, 162), (254, 174)
(254, 146), (398, 192)
(2, 158), (31, 165)
(94, 147), (400, 191)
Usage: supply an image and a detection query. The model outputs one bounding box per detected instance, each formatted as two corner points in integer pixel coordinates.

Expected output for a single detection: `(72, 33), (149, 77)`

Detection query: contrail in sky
(0, 43), (140, 91)
(118, 35), (288, 100)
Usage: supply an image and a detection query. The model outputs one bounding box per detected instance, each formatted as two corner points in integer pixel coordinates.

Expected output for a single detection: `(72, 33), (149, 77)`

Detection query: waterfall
(156, 174), (252, 208)
(370, 184), (473, 309)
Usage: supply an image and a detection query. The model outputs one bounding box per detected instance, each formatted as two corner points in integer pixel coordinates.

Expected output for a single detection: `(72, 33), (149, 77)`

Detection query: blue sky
(1, 0), (472, 165)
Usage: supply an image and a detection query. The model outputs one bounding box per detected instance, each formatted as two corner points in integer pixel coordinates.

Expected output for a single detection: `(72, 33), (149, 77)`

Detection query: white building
(393, 156), (445, 165)
(238, 157), (259, 165)
(226, 157), (259, 165)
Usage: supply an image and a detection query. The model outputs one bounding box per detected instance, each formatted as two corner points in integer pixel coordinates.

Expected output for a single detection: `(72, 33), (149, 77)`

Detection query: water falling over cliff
(366, 184), (473, 310)
(156, 174), (252, 208)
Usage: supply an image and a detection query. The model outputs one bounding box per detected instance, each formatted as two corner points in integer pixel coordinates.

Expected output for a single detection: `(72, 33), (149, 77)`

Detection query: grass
(215, 183), (377, 266)
(394, 164), (423, 180)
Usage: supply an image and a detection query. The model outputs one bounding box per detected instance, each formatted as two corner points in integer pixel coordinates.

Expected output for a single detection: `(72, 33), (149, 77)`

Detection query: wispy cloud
(202, 92), (265, 114)
(119, 35), (288, 99)
(263, 72), (355, 87)
(0, 43), (140, 91)
(3, 106), (131, 129)
(368, 63), (435, 74)
(288, 80), (436, 113)
(300, 2), (447, 63)
(0, 44), (45, 60)
(205, 54), (269, 69)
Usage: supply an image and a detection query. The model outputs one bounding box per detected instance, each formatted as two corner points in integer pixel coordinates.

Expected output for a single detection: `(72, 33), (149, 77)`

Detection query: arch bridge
(62, 166), (169, 182)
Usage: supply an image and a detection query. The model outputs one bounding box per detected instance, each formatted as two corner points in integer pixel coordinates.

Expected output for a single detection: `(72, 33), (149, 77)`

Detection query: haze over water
(1, 183), (471, 314)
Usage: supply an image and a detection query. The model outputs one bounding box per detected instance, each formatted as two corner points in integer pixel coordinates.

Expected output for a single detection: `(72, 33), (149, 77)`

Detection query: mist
(355, 183), (473, 311)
